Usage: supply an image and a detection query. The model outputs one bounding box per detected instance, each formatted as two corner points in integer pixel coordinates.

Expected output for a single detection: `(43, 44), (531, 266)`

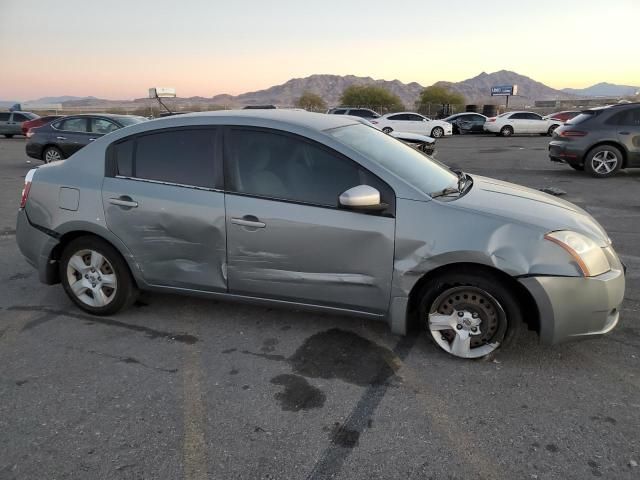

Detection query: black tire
(584, 145), (622, 178)
(569, 164), (584, 171)
(60, 236), (138, 315)
(431, 126), (445, 138)
(4, 134), (14, 139)
(418, 270), (522, 359)
(500, 126), (513, 137)
(382, 127), (393, 134)
(43, 146), (64, 163)
(547, 125), (559, 136)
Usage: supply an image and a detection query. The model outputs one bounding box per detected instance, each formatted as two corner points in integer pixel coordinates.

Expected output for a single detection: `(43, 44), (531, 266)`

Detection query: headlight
(545, 230), (610, 277)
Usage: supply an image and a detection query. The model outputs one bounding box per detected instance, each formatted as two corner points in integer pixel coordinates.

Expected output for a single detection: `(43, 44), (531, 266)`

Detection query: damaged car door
(224, 127), (395, 314)
(102, 127), (227, 292)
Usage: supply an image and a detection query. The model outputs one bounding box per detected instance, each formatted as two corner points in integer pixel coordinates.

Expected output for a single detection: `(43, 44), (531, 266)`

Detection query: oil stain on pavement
(270, 374), (326, 411)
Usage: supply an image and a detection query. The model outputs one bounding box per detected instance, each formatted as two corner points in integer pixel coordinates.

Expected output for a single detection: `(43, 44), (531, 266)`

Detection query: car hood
(449, 175), (609, 245)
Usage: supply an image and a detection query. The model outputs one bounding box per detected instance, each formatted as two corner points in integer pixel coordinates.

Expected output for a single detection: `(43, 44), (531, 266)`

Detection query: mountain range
(2, 71), (637, 110)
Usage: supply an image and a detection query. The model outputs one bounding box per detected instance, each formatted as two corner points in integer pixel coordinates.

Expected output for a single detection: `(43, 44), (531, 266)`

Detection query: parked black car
(443, 113), (488, 134)
(26, 114), (147, 163)
(549, 103), (640, 177)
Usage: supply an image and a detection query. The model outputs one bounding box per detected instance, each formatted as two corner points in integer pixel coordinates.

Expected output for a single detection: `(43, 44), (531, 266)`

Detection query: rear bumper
(16, 209), (60, 284)
(519, 260), (625, 345)
(548, 141), (585, 165)
(25, 142), (43, 160)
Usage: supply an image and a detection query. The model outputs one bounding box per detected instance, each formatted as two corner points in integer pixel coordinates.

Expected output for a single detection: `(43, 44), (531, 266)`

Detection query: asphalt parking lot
(0, 134), (638, 480)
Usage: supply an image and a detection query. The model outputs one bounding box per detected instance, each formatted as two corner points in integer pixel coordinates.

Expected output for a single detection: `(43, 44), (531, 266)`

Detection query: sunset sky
(1, 0), (638, 100)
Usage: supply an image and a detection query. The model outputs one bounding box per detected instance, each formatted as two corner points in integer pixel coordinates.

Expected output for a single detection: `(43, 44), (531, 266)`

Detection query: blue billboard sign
(491, 85), (518, 96)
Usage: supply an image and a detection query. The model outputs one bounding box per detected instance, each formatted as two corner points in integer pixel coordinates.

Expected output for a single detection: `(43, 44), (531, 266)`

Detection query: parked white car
(484, 111), (562, 137)
(371, 112), (453, 138)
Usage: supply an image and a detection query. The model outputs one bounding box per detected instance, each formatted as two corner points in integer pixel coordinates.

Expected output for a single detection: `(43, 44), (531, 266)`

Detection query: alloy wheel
(431, 127), (444, 138)
(66, 249), (117, 307)
(591, 150), (618, 175)
(427, 286), (507, 359)
(44, 149), (62, 163)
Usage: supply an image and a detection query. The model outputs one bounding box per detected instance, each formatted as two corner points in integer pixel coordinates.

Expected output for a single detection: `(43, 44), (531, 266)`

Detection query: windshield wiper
(430, 186), (460, 198)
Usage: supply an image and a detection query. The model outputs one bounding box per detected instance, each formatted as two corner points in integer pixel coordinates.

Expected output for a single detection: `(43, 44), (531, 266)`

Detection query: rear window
(567, 112), (597, 125)
(116, 116), (147, 127)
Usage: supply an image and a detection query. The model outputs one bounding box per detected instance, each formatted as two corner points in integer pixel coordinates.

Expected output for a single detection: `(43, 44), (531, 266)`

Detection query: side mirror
(339, 185), (387, 212)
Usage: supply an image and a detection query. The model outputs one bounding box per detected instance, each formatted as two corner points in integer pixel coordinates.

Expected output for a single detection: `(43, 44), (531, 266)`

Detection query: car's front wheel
(382, 127), (393, 134)
(43, 146), (64, 163)
(584, 145), (622, 178)
(431, 126), (444, 138)
(60, 236), (138, 315)
(419, 271), (522, 359)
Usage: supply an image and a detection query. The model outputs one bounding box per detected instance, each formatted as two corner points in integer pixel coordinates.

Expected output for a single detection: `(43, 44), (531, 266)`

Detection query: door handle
(231, 216), (265, 228)
(109, 196), (138, 208)
(56, 136), (67, 140)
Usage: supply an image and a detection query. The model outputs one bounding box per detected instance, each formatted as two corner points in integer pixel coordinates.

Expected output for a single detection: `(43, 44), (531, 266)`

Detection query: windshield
(329, 124), (458, 196)
(117, 116), (147, 126)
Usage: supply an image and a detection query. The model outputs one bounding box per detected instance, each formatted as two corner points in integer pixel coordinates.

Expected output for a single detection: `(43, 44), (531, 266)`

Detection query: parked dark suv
(26, 114), (146, 163)
(549, 103), (640, 177)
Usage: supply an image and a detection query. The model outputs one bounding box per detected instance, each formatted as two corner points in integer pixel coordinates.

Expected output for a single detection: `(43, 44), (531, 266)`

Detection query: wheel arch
(405, 262), (539, 335)
(41, 144), (65, 160)
(47, 226), (143, 288)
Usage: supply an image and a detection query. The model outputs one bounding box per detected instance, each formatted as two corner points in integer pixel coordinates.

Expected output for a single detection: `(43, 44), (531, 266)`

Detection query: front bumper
(483, 123), (499, 133)
(519, 254), (625, 344)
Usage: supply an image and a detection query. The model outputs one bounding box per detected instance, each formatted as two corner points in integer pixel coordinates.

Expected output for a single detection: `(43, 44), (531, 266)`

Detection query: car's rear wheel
(382, 127), (393, 134)
(60, 236), (138, 315)
(419, 271), (522, 359)
(4, 134), (14, 139)
(500, 126), (513, 137)
(547, 125), (559, 136)
(43, 146), (64, 163)
(431, 126), (444, 138)
(584, 145), (622, 178)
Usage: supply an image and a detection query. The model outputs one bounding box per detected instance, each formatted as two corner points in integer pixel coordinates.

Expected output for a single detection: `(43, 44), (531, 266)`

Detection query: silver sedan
(16, 110), (625, 359)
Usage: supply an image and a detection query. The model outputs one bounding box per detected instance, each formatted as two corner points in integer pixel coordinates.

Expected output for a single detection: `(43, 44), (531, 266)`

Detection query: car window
(330, 123), (458, 197)
(115, 116), (147, 126)
(527, 113), (543, 120)
(567, 111), (597, 125)
(388, 114), (408, 121)
(332, 109), (347, 115)
(407, 114), (424, 121)
(58, 118), (89, 132)
(471, 115), (486, 121)
(92, 118), (119, 134)
(12, 113), (29, 122)
(0, 113), (10, 121)
(349, 109), (378, 118)
(509, 113), (527, 120)
(118, 129), (217, 188)
(227, 129), (391, 208)
(606, 108), (640, 127)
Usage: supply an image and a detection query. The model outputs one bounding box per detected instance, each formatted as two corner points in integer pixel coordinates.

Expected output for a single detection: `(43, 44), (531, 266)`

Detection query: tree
(295, 91), (327, 112)
(417, 85), (465, 109)
(339, 85), (404, 112)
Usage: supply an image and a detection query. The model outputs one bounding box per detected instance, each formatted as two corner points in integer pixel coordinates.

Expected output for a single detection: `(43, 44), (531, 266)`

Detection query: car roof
(58, 113), (144, 119)
(383, 111), (424, 117)
(107, 110), (359, 137)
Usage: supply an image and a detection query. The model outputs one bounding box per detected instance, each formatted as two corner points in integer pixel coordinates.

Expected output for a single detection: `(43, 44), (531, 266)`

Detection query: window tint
(332, 109), (347, 115)
(388, 114), (409, 121)
(567, 112), (597, 125)
(406, 114), (425, 121)
(113, 139), (134, 177)
(471, 115), (486, 121)
(58, 118), (89, 132)
(527, 113), (543, 120)
(606, 108), (640, 126)
(349, 109), (378, 118)
(0, 113), (10, 121)
(228, 129), (391, 207)
(12, 113), (28, 122)
(134, 129), (216, 188)
(509, 113), (527, 120)
(92, 118), (119, 134)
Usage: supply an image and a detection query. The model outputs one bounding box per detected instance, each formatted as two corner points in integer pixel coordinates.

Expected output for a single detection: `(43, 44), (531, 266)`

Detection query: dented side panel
(102, 177), (227, 292)
(225, 194), (395, 313)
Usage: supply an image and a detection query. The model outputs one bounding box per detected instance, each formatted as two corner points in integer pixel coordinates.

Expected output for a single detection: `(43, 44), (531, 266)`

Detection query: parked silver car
(16, 111), (625, 359)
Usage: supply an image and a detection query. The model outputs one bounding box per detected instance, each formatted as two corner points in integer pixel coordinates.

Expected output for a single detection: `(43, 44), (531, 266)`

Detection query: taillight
(20, 169), (36, 209)
(26, 128), (35, 138)
(487, 117), (496, 122)
(559, 130), (587, 138)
